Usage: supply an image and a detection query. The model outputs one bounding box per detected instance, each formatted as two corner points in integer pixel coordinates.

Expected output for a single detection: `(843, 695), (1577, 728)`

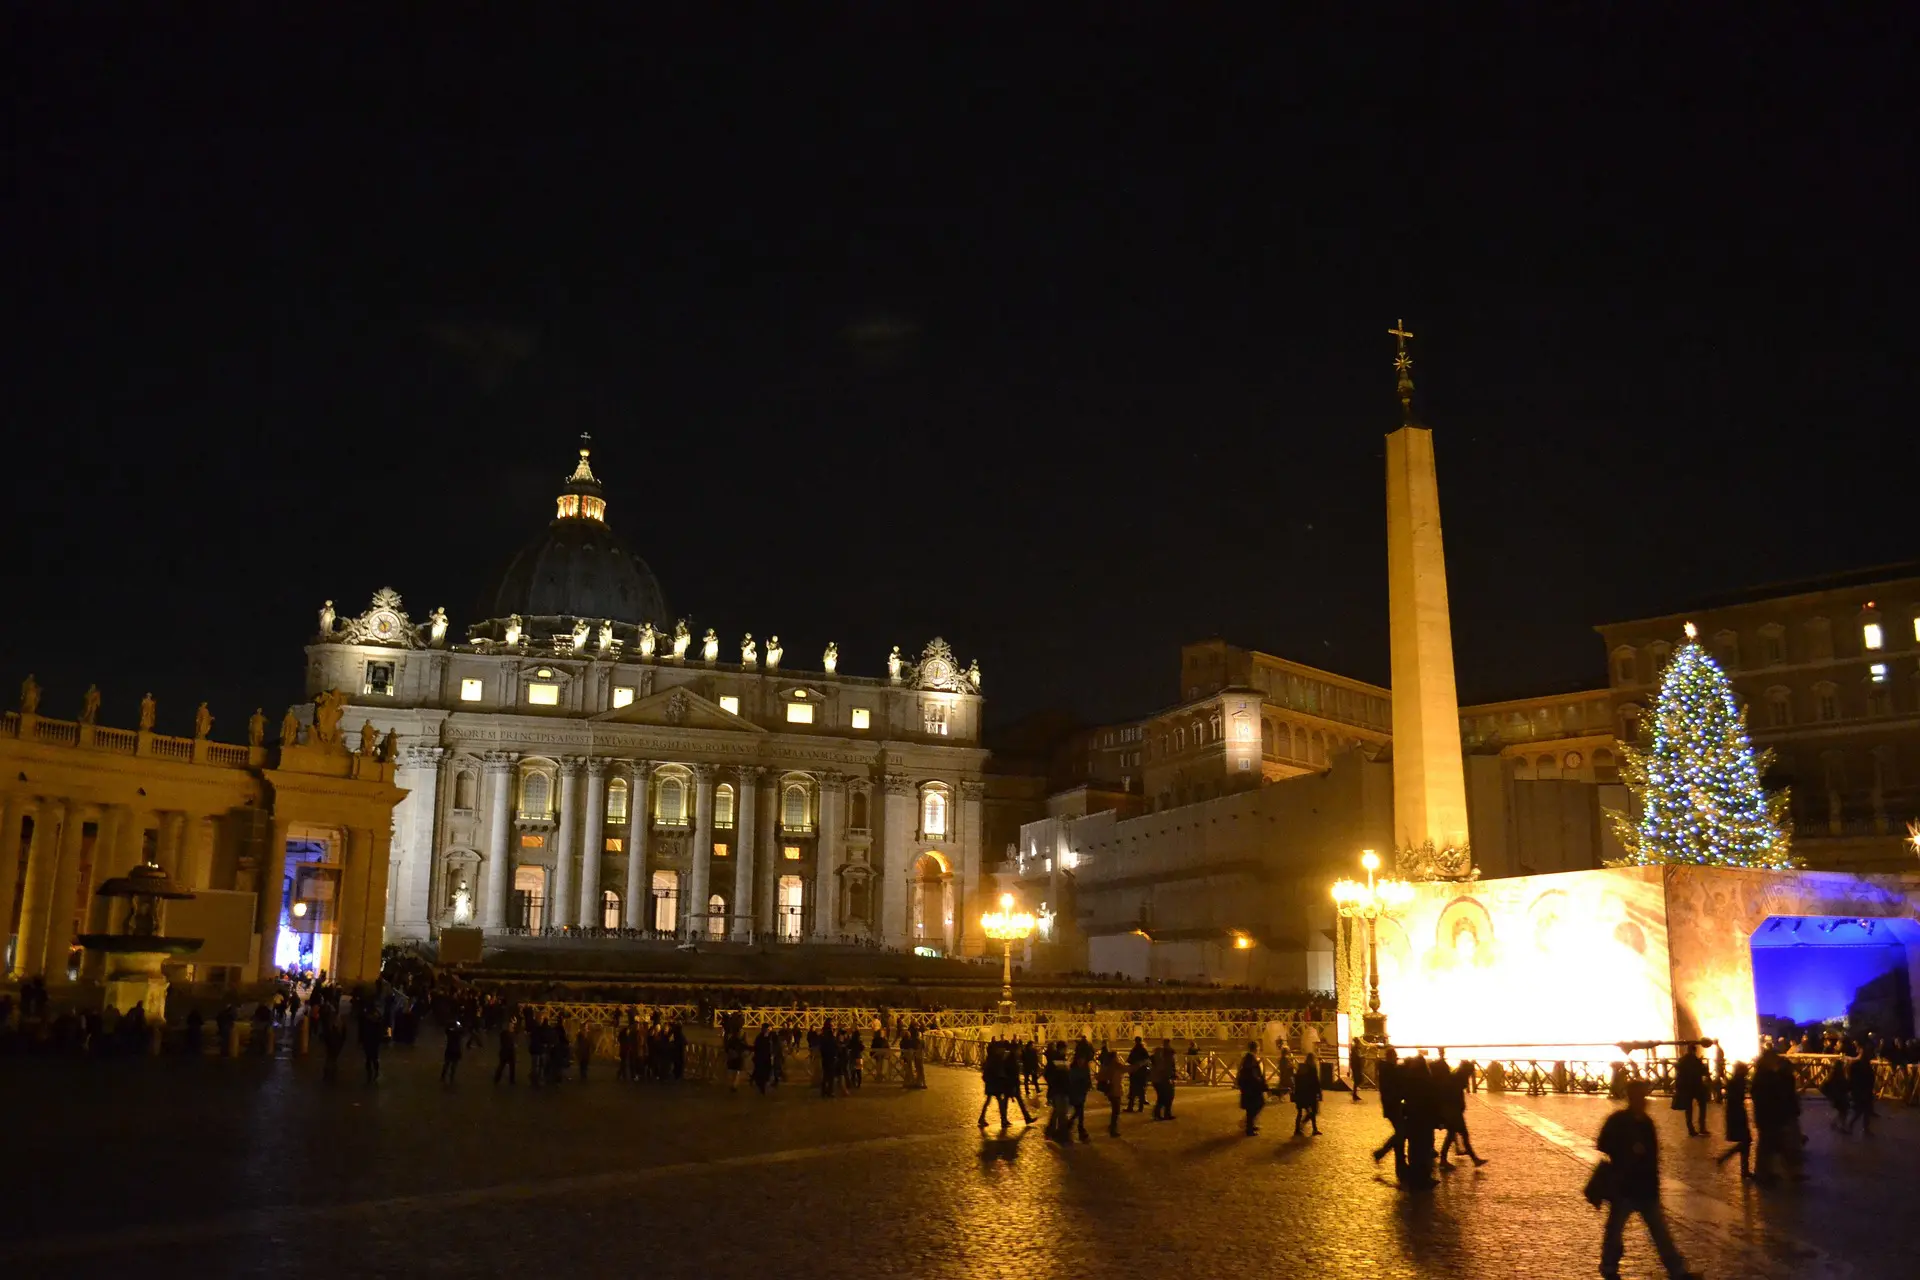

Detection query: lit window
(364, 662), (395, 697)
(924, 702), (948, 736)
(851, 708), (871, 730)
(1864, 622), (1884, 650)
(527, 682), (560, 706)
(1870, 663), (1889, 683)
(656, 777), (686, 825)
(783, 845), (801, 861)
(519, 772), (550, 817)
(782, 784), (809, 830)
(922, 787), (947, 837)
(713, 842), (729, 858)
(714, 784), (735, 828)
(786, 702), (814, 724)
(460, 677), (484, 702)
(612, 685), (635, 708)
(606, 779), (628, 822)
(1914, 616), (1920, 643)
(719, 695), (740, 715)
(605, 837), (624, 853)
(519, 833), (545, 848)
(651, 870), (679, 932)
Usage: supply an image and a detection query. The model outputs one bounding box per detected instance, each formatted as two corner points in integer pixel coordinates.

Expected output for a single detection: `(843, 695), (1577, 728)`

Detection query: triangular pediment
(594, 685), (768, 733)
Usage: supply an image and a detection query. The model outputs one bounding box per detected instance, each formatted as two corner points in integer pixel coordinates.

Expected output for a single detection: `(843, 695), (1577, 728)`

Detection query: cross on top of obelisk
(1388, 318), (1416, 424)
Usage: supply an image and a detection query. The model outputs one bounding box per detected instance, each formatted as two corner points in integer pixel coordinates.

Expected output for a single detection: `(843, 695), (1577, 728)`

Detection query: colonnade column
(813, 773), (843, 941)
(334, 827), (374, 984)
(577, 759), (607, 928)
(686, 764), (715, 940)
(254, 815), (291, 980)
(12, 800), (65, 980)
(624, 763), (652, 929)
(958, 780), (985, 957)
(759, 779), (780, 938)
(552, 758), (582, 930)
(879, 775), (916, 950)
(732, 767), (759, 941)
(0, 794), (30, 971)
(482, 752), (518, 931)
(42, 805), (90, 983)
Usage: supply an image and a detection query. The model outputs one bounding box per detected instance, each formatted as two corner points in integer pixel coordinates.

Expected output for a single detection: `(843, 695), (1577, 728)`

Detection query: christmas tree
(1608, 623), (1795, 869)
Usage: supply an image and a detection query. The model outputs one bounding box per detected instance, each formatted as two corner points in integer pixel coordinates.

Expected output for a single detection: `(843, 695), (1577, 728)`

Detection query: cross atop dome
(556, 433), (607, 522)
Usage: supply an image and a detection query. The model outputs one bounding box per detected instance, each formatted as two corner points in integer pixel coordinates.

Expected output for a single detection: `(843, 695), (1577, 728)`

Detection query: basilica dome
(484, 440), (668, 628)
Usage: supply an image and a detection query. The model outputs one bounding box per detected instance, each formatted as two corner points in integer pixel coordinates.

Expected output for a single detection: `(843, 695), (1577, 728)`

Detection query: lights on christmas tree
(1608, 628), (1794, 870)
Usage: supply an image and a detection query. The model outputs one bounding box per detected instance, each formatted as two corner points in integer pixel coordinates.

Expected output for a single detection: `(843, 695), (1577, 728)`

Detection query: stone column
(255, 815), (292, 978)
(687, 764), (715, 940)
(759, 779), (781, 938)
(180, 814), (217, 892)
(0, 793), (30, 969)
(361, 826), (395, 979)
(732, 767), (759, 941)
(333, 827), (378, 984)
(482, 752), (518, 931)
(958, 780), (985, 957)
(577, 758), (608, 928)
(552, 757), (582, 929)
(813, 773), (843, 940)
(13, 800), (66, 980)
(880, 775), (915, 949)
(623, 763), (652, 928)
(394, 745), (445, 938)
(41, 805), (91, 983)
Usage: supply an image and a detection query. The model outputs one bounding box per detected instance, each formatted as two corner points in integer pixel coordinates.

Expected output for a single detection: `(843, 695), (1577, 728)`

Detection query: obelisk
(1383, 321), (1472, 878)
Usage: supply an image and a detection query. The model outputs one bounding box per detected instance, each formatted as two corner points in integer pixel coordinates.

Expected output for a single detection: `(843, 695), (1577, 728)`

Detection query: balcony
(780, 822), (815, 836)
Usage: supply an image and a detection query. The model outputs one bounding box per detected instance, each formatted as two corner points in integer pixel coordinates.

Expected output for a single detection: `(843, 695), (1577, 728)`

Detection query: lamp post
(980, 892), (1037, 1024)
(1331, 849), (1414, 1043)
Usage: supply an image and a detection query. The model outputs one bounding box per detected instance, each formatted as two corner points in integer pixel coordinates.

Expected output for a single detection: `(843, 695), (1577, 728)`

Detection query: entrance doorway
(512, 864), (547, 932)
(1750, 915), (1918, 1042)
(907, 852), (953, 954)
(776, 875), (804, 941)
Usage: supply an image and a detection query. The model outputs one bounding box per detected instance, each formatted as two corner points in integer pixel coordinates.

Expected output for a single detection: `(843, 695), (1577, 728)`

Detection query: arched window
(714, 783), (736, 829)
(606, 778), (629, 823)
(1618, 705), (1641, 744)
(850, 791), (869, 829)
(782, 783), (810, 831)
(706, 893), (726, 941)
(1814, 683), (1840, 722)
(519, 771), (551, 818)
(602, 889), (621, 930)
(656, 776), (686, 825)
(454, 771), (476, 810)
(1612, 648), (1637, 686)
(1592, 747), (1619, 783)
(1765, 687), (1793, 729)
(921, 786), (948, 838)
(650, 869), (679, 932)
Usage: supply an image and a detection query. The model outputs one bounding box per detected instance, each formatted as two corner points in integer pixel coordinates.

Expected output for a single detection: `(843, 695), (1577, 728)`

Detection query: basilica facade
(307, 442), (992, 957)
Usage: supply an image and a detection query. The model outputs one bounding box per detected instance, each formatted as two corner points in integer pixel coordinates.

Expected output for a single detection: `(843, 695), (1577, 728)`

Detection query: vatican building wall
(306, 442), (991, 957)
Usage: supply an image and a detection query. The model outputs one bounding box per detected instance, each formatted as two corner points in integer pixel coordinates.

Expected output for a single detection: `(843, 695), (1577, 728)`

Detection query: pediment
(595, 686), (767, 734)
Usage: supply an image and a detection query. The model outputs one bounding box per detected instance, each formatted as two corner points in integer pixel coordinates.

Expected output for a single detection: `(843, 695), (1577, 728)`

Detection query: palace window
(1815, 684), (1840, 722)
(786, 701), (814, 724)
(1766, 688), (1793, 728)
(605, 837), (624, 853)
(714, 783), (735, 829)
(719, 695), (740, 716)
(1867, 684), (1892, 717)
(612, 685), (636, 708)
(1863, 618), (1884, 651)
(519, 772), (551, 819)
(921, 785), (948, 838)
(849, 791), (869, 829)
(782, 783), (811, 832)
(923, 701), (948, 736)
(1759, 627), (1785, 665)
(706, 894), (727, 941)
(526, 682), (560, 706)
(606, 778), (628, 823)
(656, 776), (687, 825)
(1614, 652), (1636, 684)
(713, 842), (730, 859)
(460, 677), (484, 702)
(850, 707), (870, 730)
(518, 833), (545, 849)
(454, 771), (476, 810)
(364, 661), (395, 697)
(1870, 662), (1890, 684)
(602, 890), (621, 930)
(651, 871), (679, 932)
(783, 845), (802, 861)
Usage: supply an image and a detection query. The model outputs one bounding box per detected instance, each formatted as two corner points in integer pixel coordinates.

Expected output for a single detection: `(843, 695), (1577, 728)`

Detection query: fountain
(77, 856), (203, 1020)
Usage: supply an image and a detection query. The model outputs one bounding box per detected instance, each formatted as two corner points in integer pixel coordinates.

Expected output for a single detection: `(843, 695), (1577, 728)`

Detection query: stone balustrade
(0, 710), (266, 770)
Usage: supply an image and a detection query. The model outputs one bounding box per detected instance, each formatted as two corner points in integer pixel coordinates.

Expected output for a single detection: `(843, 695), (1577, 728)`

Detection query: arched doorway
(907, 851), (953, 954)
(512, 864), (547, 932)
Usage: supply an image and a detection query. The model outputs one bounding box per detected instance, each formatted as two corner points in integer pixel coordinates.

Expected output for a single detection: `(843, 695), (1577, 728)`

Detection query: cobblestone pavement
(2, 1047), (1913, 1279)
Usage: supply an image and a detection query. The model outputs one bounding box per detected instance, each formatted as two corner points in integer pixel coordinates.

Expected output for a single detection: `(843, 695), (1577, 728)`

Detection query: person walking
(1846, 1042), (1876, 1136)
(527, 1015), (548, 1087)
(1435, 1055), (1486, 1166)
(1715, 1060), (1752, 1178)
(1750, 1045), (1801, 1184)
(545, 1021), (570, 1086)
(440, 1017), (464, 1083)
(1020, 1039), (1041, 1097)
(1126, 1037), (1150, 1113)
(494, 1017), (518, 1085)
(752, 1027), (776, 1095)
(725, 1028), (748, 1092)
(1236, 1042), (1266, 1136)
(1591, 1080), (1703, 1280)
(359, 1002), (385, 1084)
(1292, 1051), (1323, 1136)
(1673, 1043), (1710, 1137)
(1150, 1038), (1178, 1120)
(575, 1024), (594, 1082)
(321, 1006), (347, 1083)
(1097, 1046), (1125, 1137)
(1043, 1042), (1071, 1140)
(1067, 1041), (1094, 1142)
(818, 1020), (842, 1098)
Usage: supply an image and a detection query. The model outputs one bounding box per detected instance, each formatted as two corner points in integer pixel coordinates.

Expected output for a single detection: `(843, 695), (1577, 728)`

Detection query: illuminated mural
(1337, 865), (1920, 1061)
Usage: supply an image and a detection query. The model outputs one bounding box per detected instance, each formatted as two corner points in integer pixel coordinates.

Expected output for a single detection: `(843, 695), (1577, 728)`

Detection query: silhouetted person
(1097, 1047), (1125, 1136)
(1068, 1041), (1094, 1141)
(1673, 1043), (1709, 1136)
(1750, 1045), (1801, 1184)
(1150, 1038), (1177, 1120)
(1126, 1037), (1150, 1112)
(1435, 1054), (1485, 1166)
(1292, 1051), (1323, 1136)
(1846, 1042), (1876, 1136)
(1593, 1081), (1700, 1280)
(440, 1018), (463, 1082)
(1715, 1060), (1752, 1178)
(1394, 1052), (1437, 1188)
(1236, 1042), (1265, 1136)
(494, 1018), (517, 1084)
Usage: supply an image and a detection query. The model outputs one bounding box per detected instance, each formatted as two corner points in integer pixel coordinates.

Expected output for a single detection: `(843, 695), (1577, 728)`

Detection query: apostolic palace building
(306, 441), (993, 959)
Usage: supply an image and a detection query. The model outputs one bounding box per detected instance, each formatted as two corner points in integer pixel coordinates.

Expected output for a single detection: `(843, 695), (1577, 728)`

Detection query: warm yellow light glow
(1232, 933), (1253, 950)
(1361, 849), (1380, 872)
(291, 901), (308, 918)
(526, 682), (560, 706)
(1863, 622), (1884, 650)
(460, 678), (483, 702)
(1683, 620), (1698, 640)
(718, 695), (740, 715)
(612, 686), (635, 708)
(850, 707), (870, 730)
(785, 702), (814, 724)
(1000, 892), (1014, 910)
(783, 845), (801, 861)
(981, 900), (1037, 942)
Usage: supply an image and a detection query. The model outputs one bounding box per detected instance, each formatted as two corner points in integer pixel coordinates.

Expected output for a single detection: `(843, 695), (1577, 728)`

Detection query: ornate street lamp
(1331, 849), (1415, 1043)
(980, 892), (1037, 1023)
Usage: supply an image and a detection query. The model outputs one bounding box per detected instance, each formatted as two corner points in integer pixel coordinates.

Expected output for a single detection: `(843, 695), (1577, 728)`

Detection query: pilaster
(732, 766), (760, 941)
(813, 773), (843, 940)
(0, 794), (30, 971)
(623, 762), (652, 928)
(481, 751), (519, 931)
(552, 757), (583, 929)
(687, 763), (716, 940)
(12, 800), (66, 980)
(879, 774), (915, 949)
(578, 758), (608, 926)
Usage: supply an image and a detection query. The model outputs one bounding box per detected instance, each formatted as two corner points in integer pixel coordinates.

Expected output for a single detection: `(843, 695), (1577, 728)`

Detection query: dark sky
(5, 10), (1915, 742)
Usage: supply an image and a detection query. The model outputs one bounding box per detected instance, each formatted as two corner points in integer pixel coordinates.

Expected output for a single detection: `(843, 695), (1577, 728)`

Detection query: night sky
(6, 11), (1914, 742)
